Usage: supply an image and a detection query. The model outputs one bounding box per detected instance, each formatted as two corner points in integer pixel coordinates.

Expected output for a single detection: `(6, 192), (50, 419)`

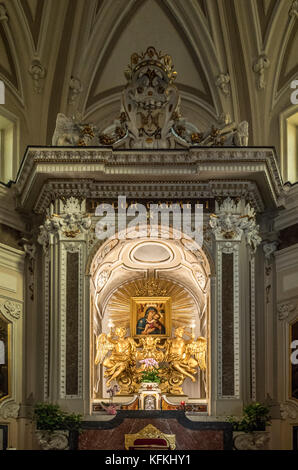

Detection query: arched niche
(88, 226), (211, 403)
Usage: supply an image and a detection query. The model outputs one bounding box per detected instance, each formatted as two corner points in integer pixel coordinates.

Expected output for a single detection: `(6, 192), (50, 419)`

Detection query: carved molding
(250, 256), (257, 401)
(97, 269), (110, 291)
(0, 299), (22, 321)
(233, 431), (270, 450)
(53, 47), (246, 149)
(209, 197), (262, 252)
(34, 179), (265, 215)
(29, 59), (46, 93)
(253, 54), (270, 90)
(68, 76), (83, 105)
(38, 197), (91, 245)
(43, 254), (50, 401)
(36, 430), (69, 450)
(59, 241), (84, 399)
(215, 73), (230, 96)
(263, 241), (278, 260)
(22, 242), (36, 301)
(280, 401), (298, 420)
(16, 147), (282, 206)
(289, 0), (298, 19)
(0, 401), (20, 419)
(277, 303), (296, 321)
(216, 241), (240, 398)
(0, 3), (8, 22)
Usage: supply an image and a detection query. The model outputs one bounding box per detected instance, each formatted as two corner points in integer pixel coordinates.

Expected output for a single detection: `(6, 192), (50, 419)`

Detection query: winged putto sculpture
(95, 324), (207, 395)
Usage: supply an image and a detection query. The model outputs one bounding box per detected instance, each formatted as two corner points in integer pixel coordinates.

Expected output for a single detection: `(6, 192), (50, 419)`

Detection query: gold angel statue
(187, 336), (207, 371)
(164, 326), (207, 394)
(95, 324), (207, 396)
(95, 327), (137, 393)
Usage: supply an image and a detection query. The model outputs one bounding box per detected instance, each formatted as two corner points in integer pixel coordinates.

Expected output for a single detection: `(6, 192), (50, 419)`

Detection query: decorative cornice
(32, 179), (264, 215)
(14, 147), (283, 215)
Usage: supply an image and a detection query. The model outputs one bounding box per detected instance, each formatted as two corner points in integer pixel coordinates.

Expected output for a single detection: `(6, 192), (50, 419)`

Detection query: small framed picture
(130, 297), (171, 338)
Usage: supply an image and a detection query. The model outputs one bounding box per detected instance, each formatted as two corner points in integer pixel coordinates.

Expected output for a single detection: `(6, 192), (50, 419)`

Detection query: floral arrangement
(100, 403), (119, 415)
(139, 358), (160, 383)
(106, 384), (120, 402)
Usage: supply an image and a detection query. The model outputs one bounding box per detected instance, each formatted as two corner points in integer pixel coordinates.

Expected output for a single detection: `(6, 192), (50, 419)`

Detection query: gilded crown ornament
(135, 278), (167, 297)
(124, 46), (177, 83)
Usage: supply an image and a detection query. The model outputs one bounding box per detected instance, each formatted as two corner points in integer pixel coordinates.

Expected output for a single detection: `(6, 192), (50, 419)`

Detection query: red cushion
(134, 438), (168, 446)
(129, 445), (170, 450)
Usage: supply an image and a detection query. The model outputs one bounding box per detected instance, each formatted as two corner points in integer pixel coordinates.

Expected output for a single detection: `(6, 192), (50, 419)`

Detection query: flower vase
(139, 381), (160, 392)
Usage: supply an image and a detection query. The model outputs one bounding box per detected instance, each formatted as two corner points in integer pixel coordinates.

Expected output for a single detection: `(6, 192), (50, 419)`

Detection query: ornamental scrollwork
(280, 401), (298, 420)
(36, 430), (69, 451)
(277, 303), (296, 321)
(209, 197), (261, 252)
(52, 46), (248, 149)
(38, 197), (91, 245)
(0, 300), (22, 320)
(233, 432), (270, 450)
(263, 241), (278, 261)
(0, 401), (20, 419)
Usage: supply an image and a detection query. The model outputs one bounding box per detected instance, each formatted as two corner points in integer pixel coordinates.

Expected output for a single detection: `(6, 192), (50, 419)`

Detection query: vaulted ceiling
(0, 0), (298, 170)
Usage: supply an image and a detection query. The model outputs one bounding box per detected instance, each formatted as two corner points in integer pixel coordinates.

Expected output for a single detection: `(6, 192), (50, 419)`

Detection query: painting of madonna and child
(130, 297), (171, 338)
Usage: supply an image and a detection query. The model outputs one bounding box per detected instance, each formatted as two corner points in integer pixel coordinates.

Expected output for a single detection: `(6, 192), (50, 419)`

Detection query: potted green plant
(33, 402), (82, 450)
(227, 402), (271, 450)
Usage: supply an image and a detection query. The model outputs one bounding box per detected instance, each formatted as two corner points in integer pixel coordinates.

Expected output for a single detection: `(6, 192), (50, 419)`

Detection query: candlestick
(108, 319), (114, 332)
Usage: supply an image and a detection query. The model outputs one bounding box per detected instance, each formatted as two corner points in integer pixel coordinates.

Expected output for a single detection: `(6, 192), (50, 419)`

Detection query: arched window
(280, 107), (298, 184)
(0, 110), (19, 184)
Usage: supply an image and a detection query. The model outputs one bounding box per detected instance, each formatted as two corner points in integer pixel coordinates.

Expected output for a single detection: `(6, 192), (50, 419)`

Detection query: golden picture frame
(130, 296), (172, 338)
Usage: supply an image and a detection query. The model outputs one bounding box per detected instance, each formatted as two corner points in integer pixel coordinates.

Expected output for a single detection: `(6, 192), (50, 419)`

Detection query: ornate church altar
(2, 47), (283, 434)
